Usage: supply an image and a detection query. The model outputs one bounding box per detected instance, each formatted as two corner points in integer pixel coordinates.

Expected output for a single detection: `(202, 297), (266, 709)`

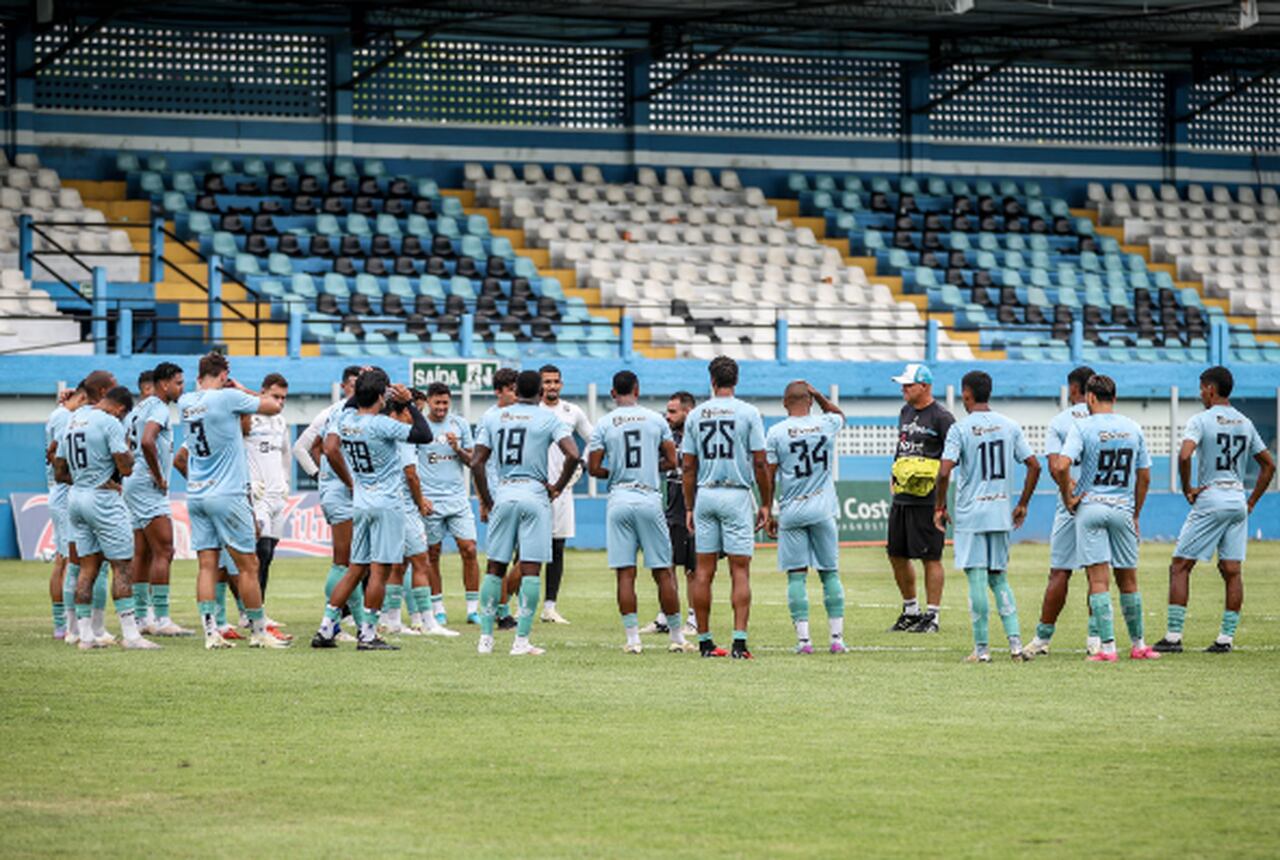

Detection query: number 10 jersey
(942, 409), (1033, 534)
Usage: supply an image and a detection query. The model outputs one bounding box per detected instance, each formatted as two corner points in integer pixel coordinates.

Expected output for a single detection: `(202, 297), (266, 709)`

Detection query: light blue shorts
(486, 483), (552, 564)
(188, 493), (256, 554)
(403, 505), (428, 558)
(123, 480), (171, 531)
(606, 489), (672, 570)
(694, 487), (756, 558)
(1049, 507), (1079, 570)
(352, 507), (405, 565)
(49, 483), (70, 556)
(1173, 491), (1249, 563)
(319, 479), (353, 526)
(69, 487), (133, 561)
(218, 547), (239, 576)
(777, 516), (839, 572)
(425, 495), (477, 545)
(1076, 502), (1139, 569)
(953, 530), (1011, 572)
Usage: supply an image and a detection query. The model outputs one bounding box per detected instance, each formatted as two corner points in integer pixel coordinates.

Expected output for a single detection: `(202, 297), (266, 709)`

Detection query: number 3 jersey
(681, 396), (766, 490)
(178, 388), (261, 498)
(1183, 405), (1266, 500)
(942, 410), (1033, 533)
(765, 413), (843, 527)
(1061, 412), (1151, 513)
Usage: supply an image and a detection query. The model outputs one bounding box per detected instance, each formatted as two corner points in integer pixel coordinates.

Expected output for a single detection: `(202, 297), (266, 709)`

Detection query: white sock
(795, 619), (811, 643)
(544, 600), (557, 613)
(432, 598), (445, 615)
(1102, 640), (1117, 655)
(1217, 634), (1233, 645)
(157, 615), (171, 627)
(1165, 631), (1183, 643)
(203, 611), (218, 637)
(385, 607), (401, 628)
(239, 612), (249, 629)
(668, 624), (686, 645)
(146, 607), (158, 626)
(466, 598), (479, 615)
(829, 616), (844, 641)
(119, 610), (140, 641)
(91, 607), (106, 637)
(926, 604), (940, 619)
(359, 616), (377, 641)
(409, 611), (423, 628)
(250, 615), (266, 636)
(624, 621), (640, 647)
(903, 599), (919, 615)
(78, 616), (94, 643)
(1087, 635), (1102, 651)
(513, 634), (529, 649)
(1132, 637), (1146, 651)
(319, 609), (339, 638)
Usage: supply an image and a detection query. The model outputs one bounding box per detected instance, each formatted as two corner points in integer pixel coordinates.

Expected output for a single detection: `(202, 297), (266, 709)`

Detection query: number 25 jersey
(681, 397), (766, 490)
(1061, 412), (1151, 513)
(765, 413), (843, 527)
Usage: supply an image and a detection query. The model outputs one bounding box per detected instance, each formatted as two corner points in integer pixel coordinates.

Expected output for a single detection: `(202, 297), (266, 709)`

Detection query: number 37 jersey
(1183, 405), (1265, 495)
(942, 410), (1033, 533)
(1061, 413), (1151, 513)
(681, 397), (766, 490)
(765, 413), (843, 527)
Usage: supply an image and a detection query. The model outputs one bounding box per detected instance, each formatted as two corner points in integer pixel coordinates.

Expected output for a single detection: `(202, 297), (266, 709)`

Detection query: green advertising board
(408, 359), (500, 393)
(834, 480), (894, 542)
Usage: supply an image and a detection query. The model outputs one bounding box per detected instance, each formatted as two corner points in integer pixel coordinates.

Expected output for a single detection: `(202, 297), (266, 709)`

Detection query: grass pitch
(2, 543), (1279, 858)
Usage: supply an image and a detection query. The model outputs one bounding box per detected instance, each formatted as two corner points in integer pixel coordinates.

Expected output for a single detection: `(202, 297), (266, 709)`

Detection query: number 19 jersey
(765, 413), (842, 527)
(941, 410), (1033, 533)
(476, 402), (568, 485)
(681, 396), (766, 489)
(1061, 413), (1151, 512)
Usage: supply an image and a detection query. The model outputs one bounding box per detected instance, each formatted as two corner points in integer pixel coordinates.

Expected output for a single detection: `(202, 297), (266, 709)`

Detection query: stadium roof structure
(4, 0), (1280, 73)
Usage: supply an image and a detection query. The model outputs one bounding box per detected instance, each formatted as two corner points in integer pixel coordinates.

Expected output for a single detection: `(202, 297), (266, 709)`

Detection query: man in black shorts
(887, 364), (954, 633)
(642, 390), (698, 635)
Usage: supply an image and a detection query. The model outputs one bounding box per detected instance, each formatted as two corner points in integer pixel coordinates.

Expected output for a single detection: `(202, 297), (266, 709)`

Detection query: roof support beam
(912, 56), (1012, 113)
(19, 10), (122, 78)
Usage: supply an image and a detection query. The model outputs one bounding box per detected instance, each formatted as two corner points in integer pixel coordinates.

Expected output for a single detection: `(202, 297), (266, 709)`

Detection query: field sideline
(3, 543), (1278, 858)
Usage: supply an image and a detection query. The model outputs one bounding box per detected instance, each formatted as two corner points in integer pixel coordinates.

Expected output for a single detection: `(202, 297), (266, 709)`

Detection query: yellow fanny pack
(892, 456), (940, 497)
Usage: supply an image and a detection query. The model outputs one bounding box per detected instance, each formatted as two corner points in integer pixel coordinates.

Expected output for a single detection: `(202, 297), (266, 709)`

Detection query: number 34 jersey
(942, 410), (1034, 533)
(765, 413), (843, 527)
(1061, 412), (1151, 513)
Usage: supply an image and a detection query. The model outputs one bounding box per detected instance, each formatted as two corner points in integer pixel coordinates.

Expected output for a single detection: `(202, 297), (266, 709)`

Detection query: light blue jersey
(681, 396), (766, 488)
(1045, 402), (1090, 515)
(588, 405), (673, 494)
(178, 388), (261, 498)
(1061, 413), (1152, 512)
(942, 410), (1033, 534)
(1184, 405), (1266, 494)
(334, 411), (413, 511)
(418, 414), (474, 500)
(476, 402), (569, 485)
(766, 413), (842, 527)
(45, 405), (72, 487)
(123, 396), (173, 492)
(57, 406), (128, 489)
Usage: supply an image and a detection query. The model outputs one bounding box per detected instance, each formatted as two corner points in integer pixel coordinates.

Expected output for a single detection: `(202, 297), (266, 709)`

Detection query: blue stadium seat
(291, 272), (319, 299)
(172, 172), (197, 194)
(449, 276), (476, 300)
(273, 159), (297, 177)
(395, 333), (423, 356)
(117, 153), (141, 173)
(210, 156), (234, 174)
(267, 253), (292, 277)
(430, 332), (459, 357)
(492, 332), (520, 359)
(418, 275), (445, 300)
(376, 214), (401, 237)
(364, 332), (393, 357)
(406, 215), (432, 238)
(347, 213), (371, 237)
(243, 157), (267, 177)
(333, 331), (361, 357)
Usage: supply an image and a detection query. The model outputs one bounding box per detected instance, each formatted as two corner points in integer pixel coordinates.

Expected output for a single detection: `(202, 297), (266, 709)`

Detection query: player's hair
(1200, 365), (1233, 398)
(261, 372), (288, 391)
(354, 369), (389, 408)
(961, 370), (993, 404)
(152, 362), (182, 384)
(1067, 365), (1095, 396)
(493, 367), (518, 392)
(612, 370), (638, 397)
(669, 390), (695, 409)
(342, 365), (363, 384)
(516, 369), (542, 399)
(783, 380), (810, 404)
(426, 382), (451, 399)
(1086, 374), (1117, 402)
(708, 355), (738, 389)
(539, 364), (561, 378)
(74, 378), (88, 393)
(103, 385), (134, 413)
(137, 370), (154, 390)
(198, 351), (229, 379)
(411, 388), (428, 403)
(83, 370), (115, 401)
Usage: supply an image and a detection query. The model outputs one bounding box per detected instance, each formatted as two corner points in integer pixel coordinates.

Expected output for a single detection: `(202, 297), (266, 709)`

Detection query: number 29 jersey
(681, 396), (766, 490)
(765, 413), (843, 527)
(1061, 412), (1151, 513)
(941, 410), (1033, 533)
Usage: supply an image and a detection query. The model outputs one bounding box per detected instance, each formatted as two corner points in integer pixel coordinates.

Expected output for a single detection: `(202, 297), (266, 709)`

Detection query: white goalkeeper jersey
(246, 413), (291, 498)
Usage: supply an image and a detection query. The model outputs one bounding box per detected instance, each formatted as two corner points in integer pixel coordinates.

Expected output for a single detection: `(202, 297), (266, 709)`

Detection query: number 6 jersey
(1061, 412), (1152, 512)
(765, 412), (843, 527)
(941, 410), (1033, 533)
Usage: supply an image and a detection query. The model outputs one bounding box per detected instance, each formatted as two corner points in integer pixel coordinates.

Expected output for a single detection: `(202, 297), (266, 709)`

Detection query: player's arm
(387, 385), (434, 444)
(1049, 454), (1077, 512)
(113, 449), (134, 478)
(682, 453), (698, 533)
(752, 448), (772, 531)
(549, 436), (580, 500)
(449, 429), (474, 467)
(404, 463), (432, 517)
(1133, 466), (1150, 531)
(53, 455), (71, 485)
(240, 413), (252, 436)
(139, 420), (168, 492)
(1248, 449), (1275, 514)
(806, 382), (844, 418)
(472, 444), (493, 511)
(46, 438), (57, 467)
(1177, 439), (1199, 504)
(323, 431), (353, 490)
(292, 411), (327, 477)
(933, 459), (955, 530)
(227, 377), (282, 416)
(173, 445), (188, 479)
(1013, 454), (1041, 529)
(586, 447), (608, 481)
(764, 461), (780, 538)
(658, 438), (677, 474)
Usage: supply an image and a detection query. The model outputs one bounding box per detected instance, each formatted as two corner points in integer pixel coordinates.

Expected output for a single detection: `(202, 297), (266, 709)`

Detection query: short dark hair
(261, 372), (288, 391)
(612, 370), (638, 397)
(1086, 374), (1117, 402)
(153, 362), (182, 383)
(137, 370), (154, 390)
(962, 370), (992, 404)
(84, 370), (115, 401)
(411, 388), (428, 403)
(103, 385), (134, 413)
(1200, 365), (1234, 398)
(493, 367), (518, 393)
(198, 351), (228, 379)
(708, 355), (738, 389)
(1067, 365), (1095, 396)
(539, 364), (561, 378)
(516, 369), (542, 400)
(342, 365), (363, 384)
(426, 382), (451, 399)
(670, 391), (695, 409)
(354, 369), (388, 408)
(74, 378), (88, 394)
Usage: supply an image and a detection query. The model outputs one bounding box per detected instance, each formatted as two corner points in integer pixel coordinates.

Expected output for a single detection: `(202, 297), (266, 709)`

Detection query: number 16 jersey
(1061, 412), (1151, 513)
(765, 413), (843, 527)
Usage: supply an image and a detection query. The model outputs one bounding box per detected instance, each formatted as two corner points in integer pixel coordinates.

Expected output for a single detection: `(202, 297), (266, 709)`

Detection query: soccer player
(309, 371), (435, 649)
(1052, 374), (1158, 662)
(416, 383), (482, 625)
(477, 368), (521, 629)
(46, 381), (87, 639)
(886, 363), (954, 633)
(1156, 366), (1275, 654)
(1026, 365), (1098, 657)
(177, 352), (288, 650)
(245, 372), (291, 602)
(55, 382), (159, 650)
(933, 371), (1041, 663)
(764, 381), (848, 655)
(538, 364), (593, 624)
(681, 355), (771, 659)
(473, 369), (580, 656)
(641, 390), (699, 636)
(122, 361), (189, 636)
(123, 370), (157, 632)
(586, 370), (691, 654)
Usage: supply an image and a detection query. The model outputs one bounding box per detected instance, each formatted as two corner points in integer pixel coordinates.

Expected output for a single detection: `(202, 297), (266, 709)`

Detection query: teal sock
(197, 600), (217, 634)
(214, 582), (228, 627)
(478, 573), (502, 636)
(92, 568), (108, 610)
(1167, 604), (1186, 634)
(665, 612), (684, 631)
(246, 606), (264, 633)
(1036, 622), (1055, 642)
(1089, 592), (1115, 643)
(1087, 610), (1099, 639)
(964, 568), (990, 647)
(52, 600), (66, 630)
(786, 572), (809, 622)
(63, 564), (79, 614)
(1220, 610), (1240, 639)
(988, 572), (1020, 641)
(819, 570), (844, 619)
(516, 575), (540, 637)
(411, 586), (431, 620)
(134, 582), (151, 619)
(403, 583), (419, 614)
(732, 629), (747, 642)
(234, 595), (246, 618)
(1120, 592), (1143, 643)
(324, 564), (346, 600)
(347, 583), (366, 626)
(151, 584), (170, 619)
(698, 631), (712, 643)
(113, 597), (134, 619)
(75, 602), (92, 619)
(385, 584), (403, 614)
(497, 601), (511, 619)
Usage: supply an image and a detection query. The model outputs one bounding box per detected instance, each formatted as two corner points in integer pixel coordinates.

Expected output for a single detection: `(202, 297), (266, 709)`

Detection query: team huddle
(42, 351), (1274, 661)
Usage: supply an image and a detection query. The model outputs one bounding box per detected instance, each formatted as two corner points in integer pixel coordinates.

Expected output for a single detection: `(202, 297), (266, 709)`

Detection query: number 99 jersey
(765, 413), (843, 528)
(941, 410), (1033, 533)
(1061, 413), (1152, 513)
